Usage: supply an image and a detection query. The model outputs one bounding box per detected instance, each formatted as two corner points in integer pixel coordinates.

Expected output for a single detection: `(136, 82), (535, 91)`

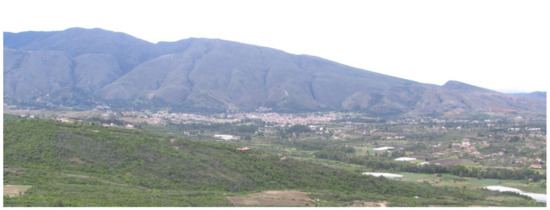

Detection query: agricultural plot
(3, 185), (32, 197)
(226, 190), (313, 207)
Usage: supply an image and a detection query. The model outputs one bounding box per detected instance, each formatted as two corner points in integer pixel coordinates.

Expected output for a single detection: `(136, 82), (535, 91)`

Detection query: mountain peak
(442, 80), (493, 93)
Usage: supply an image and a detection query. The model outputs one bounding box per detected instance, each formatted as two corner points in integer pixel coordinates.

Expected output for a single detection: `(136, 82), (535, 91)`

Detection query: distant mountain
(3, 28), (546, 115)
(509, 91), (546, 100)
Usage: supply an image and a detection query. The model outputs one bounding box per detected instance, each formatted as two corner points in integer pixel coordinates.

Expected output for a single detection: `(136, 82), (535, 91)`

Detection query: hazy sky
(2, 0), (549, 93)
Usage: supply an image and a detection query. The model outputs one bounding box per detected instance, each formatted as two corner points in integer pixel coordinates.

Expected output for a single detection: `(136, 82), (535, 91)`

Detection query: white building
(417, 162), (430, 166)
(214, 134), (238, 141)
(362, 172), (404, 179)
(395, 157), (417, 161)
(373, 146), (394, 151)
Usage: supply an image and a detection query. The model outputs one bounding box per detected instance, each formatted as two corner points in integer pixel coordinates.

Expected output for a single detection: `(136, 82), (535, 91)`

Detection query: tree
(509, 136), (521, 142)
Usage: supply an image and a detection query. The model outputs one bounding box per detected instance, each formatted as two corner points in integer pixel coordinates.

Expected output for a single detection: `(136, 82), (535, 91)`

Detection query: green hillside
(3, 118), (540, 206)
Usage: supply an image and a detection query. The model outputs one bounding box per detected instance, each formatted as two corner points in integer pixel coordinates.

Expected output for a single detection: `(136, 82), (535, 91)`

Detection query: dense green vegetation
(4, 118), (542, 206)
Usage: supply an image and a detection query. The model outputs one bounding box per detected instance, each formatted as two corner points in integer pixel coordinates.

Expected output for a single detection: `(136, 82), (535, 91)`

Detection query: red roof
(530, 164), (542, 169)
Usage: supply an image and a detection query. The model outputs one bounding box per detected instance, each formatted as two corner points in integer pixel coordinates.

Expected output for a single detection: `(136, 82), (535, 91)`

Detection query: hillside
(3, 117), (539, 207)
(3, 28), (546, 115)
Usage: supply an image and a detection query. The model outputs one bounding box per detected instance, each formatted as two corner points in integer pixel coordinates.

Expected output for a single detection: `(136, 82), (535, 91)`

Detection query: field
(3, 185), (32, 197)
(433, 159), (469, 166)
(226, 190), (313, 207)
(350, 200), (388, 207)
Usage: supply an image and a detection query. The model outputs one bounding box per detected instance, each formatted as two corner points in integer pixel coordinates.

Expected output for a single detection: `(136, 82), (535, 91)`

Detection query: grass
(500, 180), (546, 194)
(471, 179), (502, 185)
(397, 172), (546, 196)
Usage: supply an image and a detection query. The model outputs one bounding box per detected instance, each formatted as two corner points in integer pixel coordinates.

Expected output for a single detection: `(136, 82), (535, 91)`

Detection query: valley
(3, 27), (547, 207)
(4, 108), (546, 206)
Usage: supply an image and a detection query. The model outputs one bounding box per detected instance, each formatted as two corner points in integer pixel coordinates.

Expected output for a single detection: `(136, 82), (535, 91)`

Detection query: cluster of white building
(214, 134), (239, 141)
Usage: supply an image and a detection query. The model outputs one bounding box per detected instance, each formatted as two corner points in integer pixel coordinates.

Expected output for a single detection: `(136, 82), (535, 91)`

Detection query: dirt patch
(350, 200), (388, 207)
(68, 157), (85, 165)
(434, 159), (467, 166)
(444, 109), (464, 116)
(226, 190), (313, 207)
(4, 185), (32, 197)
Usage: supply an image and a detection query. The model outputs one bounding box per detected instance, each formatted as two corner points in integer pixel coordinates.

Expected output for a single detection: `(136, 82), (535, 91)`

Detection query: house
(55, 117), (74, 123)
(215, 134), (238, 141)
(373, 146), (394, 151)
(395, 157), (416, 162)
(280, 156), (287, 161)
(362, 172), (403, 179)
(530, 164), (542, 169)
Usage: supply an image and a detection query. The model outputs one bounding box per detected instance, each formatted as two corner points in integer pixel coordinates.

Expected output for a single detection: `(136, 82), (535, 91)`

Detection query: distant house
(417, 162), (430, 166)
(215, 134), (238, 141)
(237, 147), (250, 151)
(55, 117), (73, 123)
(280, 156), (287, 161)
(362, 172), (403, 179)
(373, 146), (394, 151)
(395, 157), (416, 162)
(530, 164), (542, 169)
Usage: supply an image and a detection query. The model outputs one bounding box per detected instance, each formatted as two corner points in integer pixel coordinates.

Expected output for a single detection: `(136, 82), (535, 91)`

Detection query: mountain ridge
(3, 28), (546, 115)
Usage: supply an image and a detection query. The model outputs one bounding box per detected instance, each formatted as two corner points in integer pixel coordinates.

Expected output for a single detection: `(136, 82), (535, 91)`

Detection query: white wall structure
(394, 157), (417, 161)
(373, 146), (394, 151)
(362, 172), (404, 179)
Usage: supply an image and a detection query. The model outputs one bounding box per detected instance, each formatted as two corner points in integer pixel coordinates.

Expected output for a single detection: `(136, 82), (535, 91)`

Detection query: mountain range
(3, 28), (546, 115)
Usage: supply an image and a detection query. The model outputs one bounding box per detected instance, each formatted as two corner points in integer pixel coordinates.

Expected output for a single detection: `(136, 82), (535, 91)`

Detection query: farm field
(226, 190), (313, 207)
(3, 185), (32, 198)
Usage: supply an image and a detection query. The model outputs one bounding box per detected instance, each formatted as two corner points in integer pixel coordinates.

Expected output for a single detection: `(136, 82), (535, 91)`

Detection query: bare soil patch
(350, 200), (388, 207)
(68, 157), (85, 165)
(434, 158), (467, 166)
(226, 190), (313, 207)
(3, 185), (32, 197)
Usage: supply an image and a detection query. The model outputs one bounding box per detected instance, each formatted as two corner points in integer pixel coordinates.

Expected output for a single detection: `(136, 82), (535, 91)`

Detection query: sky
(1, 0), (549, 93)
